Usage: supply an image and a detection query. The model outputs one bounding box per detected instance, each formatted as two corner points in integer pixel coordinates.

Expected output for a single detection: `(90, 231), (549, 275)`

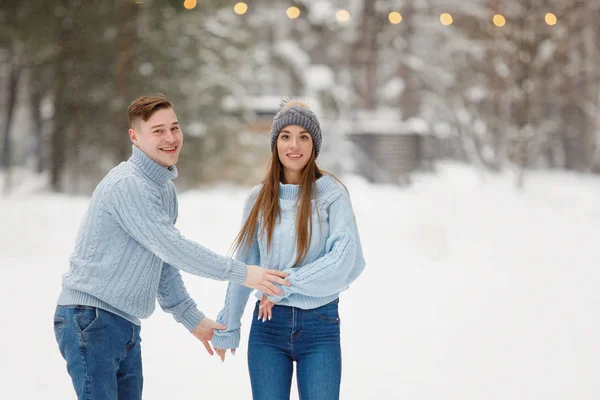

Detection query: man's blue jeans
(247, 298), (342, 400)
(53, 305), (143, 400)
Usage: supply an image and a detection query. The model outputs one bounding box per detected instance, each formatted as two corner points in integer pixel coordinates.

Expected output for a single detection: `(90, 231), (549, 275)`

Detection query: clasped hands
(201, 293), (274, 362)
(196, 264), (287, 362)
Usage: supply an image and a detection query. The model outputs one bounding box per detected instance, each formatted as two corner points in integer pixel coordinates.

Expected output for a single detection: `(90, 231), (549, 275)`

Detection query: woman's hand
(258, 293), (274, 322)
(192, 317), (226, 355)
(215, 348), (236, 362)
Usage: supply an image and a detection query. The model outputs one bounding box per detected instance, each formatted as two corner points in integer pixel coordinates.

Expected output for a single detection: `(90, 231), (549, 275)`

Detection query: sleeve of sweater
(211, 191), (260, 350)
(157, 262), (205, 333)
(156, 190), (206, 333)
(106, 176), (247, 285)
(268, 192), (366, 301)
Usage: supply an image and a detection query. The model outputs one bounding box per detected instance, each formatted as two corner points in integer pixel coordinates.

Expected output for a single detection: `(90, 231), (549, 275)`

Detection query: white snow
(304, 64), (335, 92)
(466, 85), (487, 103)
(307, 1), (338, 25)
(222, 94), (283, 114)
(433, 121), (454, 138)
(380, 77), (406, 101)
(273, 40), (311, 70)
(340, 109), (431, 136)
(535, 39), (557, 67)
(186, 122), (207, 138)
(1, 164), (599, 399)
(222, 94), (323, 119)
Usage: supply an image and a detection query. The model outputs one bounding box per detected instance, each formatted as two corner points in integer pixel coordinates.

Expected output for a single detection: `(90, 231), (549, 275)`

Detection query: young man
(53, 94), (289, 400)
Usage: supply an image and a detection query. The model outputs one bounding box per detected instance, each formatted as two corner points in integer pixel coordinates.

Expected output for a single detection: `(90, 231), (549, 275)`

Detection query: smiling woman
(212, 98), (366, 400)
(276, 125), (314, 184)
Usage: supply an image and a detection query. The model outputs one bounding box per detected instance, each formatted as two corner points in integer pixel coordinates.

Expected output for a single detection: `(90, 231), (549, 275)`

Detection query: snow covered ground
(1, 164), (598, 399)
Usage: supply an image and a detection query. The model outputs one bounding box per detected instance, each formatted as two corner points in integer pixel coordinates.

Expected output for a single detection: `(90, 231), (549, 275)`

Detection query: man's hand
(192, 317), (226, 355)
(215, 348), (236, 362)
(257, 293), (274, 322)
(244, 265), (290, 296)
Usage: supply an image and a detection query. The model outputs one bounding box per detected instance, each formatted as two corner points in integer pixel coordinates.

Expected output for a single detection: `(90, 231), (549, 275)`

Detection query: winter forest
(2, 0), (600, 192)
(1, 1), (600, 399)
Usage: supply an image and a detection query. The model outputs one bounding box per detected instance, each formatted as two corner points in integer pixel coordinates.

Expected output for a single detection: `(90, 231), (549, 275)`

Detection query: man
(53, 94), (289, 400)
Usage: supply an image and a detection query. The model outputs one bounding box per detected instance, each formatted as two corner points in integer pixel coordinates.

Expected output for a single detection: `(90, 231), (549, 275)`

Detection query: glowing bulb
(234, 2), (248, 15)
(545, 12), (557, 26)
(493, 14), (506, 27)
(183, 0), (196, 10)
(336, 9), (350, 22)
(389, 11), (402, 24)
(286, 6), (300, 19)
(440, 13), (453, 26)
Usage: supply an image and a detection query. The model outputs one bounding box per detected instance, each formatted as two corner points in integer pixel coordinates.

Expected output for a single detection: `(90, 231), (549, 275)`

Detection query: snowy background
(5, 1), (600, 193)
(1, 164), (599, 399)
(2, 1), (600, 398)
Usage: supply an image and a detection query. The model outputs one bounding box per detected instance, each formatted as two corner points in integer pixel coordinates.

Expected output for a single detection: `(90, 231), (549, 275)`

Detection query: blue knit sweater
(57, 145), (248, 332)
(212, 175), (366, 350)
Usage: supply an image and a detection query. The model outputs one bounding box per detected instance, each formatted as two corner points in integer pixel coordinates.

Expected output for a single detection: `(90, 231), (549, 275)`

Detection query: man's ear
(128, 128), (137, 144)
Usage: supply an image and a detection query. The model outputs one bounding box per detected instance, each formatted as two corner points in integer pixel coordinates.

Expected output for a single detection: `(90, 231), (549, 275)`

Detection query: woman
(213, 99), (365, 400)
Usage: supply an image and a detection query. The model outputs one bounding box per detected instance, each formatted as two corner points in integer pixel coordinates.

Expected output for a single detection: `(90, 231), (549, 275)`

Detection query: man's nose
(164, 130), (175, 142)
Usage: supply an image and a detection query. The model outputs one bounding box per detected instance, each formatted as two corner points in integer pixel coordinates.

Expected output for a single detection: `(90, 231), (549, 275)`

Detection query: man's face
(128, 107), (183, 167)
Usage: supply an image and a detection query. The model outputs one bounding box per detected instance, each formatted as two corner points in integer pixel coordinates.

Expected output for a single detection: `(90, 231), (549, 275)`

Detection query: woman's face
(276, 125), (313, 174)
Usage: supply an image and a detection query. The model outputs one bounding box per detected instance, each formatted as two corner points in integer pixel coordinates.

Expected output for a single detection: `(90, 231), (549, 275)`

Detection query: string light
(388, 11), (402, 24)
(234, 2), (248, 15)
(336, 9), (350, 22)
(493, 14), (506, 27)
(545, 12), (557, 26)
(440, 13), (453, 26)
(183, 0), (196, 9)
(218, 5), (559, 29)
(286, 6), (300, 19)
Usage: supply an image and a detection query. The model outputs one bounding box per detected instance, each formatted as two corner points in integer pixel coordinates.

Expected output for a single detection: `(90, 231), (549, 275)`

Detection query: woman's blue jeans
(53, 305), (143, 400)
(247, 298), (342, 400)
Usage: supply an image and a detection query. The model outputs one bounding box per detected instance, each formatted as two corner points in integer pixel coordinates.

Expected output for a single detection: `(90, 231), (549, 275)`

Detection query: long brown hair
(233, 142), (324, 267)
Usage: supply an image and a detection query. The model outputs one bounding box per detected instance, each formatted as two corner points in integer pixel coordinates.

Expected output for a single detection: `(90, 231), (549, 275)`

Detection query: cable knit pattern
(57, 145), (247, 332)
(212, 175), (365, 350)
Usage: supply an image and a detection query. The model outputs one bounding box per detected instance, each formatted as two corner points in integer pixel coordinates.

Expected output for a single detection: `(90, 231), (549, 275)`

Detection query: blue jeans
(248, 298), (342, 400)
(53, 305), (143, 400)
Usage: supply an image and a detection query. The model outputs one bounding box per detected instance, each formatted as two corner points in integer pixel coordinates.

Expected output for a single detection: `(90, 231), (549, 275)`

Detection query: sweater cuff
(267, 283), (290, 303)
(181, 307), (205, 333)
(227, 260), (247, 285)
(212, 329), (241, 350)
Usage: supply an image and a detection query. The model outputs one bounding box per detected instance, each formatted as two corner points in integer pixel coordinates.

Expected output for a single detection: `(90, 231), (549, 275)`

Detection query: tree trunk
(29, 65), (45, 173)
(398, 1), (420, 119)
(582, 24), (598, 171)
(115, 1), (139, 161)
(50, 4), (75, 192)
(1, 56), (22, 194)
(353, 0), (378, 110)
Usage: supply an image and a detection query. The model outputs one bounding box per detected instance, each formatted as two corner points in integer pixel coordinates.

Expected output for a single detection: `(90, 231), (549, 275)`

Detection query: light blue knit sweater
(212, 175), (366, 350)
(57, 145), (248, 332)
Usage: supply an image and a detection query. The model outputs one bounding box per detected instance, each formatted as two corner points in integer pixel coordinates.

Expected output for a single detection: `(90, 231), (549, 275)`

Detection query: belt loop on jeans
(75, 305), (98, 313)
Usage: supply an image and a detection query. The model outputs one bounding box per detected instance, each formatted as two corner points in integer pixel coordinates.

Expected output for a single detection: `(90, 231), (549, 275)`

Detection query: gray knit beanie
(269, 99), (322, 158)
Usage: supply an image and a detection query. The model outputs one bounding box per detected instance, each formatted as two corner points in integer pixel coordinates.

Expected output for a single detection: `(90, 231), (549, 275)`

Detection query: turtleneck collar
(129, 145), (178, 186)
(278, 174), (340, 201)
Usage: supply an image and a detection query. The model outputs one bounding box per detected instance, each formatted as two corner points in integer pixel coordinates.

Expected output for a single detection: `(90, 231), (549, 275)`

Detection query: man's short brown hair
(128, 94), (173, 128)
